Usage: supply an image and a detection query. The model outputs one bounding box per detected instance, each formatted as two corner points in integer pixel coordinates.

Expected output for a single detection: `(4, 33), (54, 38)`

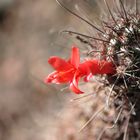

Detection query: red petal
(45, 71), (56, 83)
(70, 46), (80, 68)
(89, 60), (101, 74)
(98, 61), (115, 74)
(79, 61), (93, 75)
(44, 71), (61, 84)
(84, 73), (93, 82)
(70, 83), (84, 94)
(48, 56), (73, 71)
(45, 68), (76, 84)
(69, 71), (84, 94)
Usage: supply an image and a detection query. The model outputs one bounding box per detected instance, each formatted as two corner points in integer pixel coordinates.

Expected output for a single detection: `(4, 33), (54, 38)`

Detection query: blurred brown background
(0, 0), (75, 139)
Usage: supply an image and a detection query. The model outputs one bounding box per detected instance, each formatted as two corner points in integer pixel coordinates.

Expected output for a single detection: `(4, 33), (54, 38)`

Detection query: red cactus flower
(45, 46), (84, 94)
(45, 46), (115, 94)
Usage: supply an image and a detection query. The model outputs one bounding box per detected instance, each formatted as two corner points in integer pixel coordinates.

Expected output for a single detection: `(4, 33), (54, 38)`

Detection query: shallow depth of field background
(0, 0), (106, 140)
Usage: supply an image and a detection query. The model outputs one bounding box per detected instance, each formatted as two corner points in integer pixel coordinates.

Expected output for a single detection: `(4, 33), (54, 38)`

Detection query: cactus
(45, 0), (140, 139)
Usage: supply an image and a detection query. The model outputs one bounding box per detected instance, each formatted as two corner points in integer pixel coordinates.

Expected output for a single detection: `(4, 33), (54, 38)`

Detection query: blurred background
(0, 0), (107, 140)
